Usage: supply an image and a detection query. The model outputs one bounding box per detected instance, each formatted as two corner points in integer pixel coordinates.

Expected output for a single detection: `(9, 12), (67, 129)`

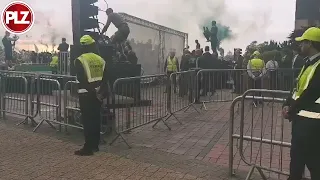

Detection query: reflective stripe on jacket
(292, 59), (320, 119)
(292, 60), (320, 100)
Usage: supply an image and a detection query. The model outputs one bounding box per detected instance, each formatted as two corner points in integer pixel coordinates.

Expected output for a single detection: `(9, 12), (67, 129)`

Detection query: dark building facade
(295, 0), (320, 29)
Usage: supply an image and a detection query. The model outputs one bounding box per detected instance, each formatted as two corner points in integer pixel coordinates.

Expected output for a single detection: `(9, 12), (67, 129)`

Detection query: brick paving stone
(0, 123), (206, 180)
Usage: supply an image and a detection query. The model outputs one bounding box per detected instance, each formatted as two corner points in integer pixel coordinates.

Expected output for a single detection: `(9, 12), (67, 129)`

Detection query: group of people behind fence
(163, 45), (286, 103)
(165, 27), (320, 180)
(163, 46), (234, 102)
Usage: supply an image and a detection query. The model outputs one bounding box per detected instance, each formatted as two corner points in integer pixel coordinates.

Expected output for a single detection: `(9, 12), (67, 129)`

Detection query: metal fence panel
(0, 71), (39, 125)
(58, 52), (70, 75)
(63, 80), (81, 130)
(0, 71), (28, 118)
(110, 74), (169, 147)
(31, 74), (76, 132)
(229, 89), (309, 179)
(168, 71), (199, 119)
(60, 80), (114, 137)
(196, 68), (300, 110)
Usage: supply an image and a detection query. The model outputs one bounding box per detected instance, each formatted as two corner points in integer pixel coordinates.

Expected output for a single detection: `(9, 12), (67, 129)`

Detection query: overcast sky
(0, 0), (296, 52)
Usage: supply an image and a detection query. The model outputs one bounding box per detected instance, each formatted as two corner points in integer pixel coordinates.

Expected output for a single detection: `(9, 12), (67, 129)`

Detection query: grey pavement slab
(0, 120), (275, 180)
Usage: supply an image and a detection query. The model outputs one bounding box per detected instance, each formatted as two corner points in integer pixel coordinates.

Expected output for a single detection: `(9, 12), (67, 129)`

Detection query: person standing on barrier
(282, 27), (320, 180)
(2, 31), (18, 68)
(247, 51), (266, 104)
(164, 50), (179, 93)
(74, 35), (105, 156)
(101, 8), (130, 45)
(58, 38), (69, 52)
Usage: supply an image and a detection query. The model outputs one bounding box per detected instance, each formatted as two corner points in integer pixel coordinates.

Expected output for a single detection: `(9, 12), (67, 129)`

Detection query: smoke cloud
(146, 0), (275, 50)
(0, 0), (295, 52)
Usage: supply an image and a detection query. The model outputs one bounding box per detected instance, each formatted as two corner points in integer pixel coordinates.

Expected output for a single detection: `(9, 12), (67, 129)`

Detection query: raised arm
(101, 17), (111, 34)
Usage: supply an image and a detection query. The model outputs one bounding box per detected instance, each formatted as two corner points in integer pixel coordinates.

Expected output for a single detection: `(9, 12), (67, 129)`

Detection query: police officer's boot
(74, 147), (93, 156)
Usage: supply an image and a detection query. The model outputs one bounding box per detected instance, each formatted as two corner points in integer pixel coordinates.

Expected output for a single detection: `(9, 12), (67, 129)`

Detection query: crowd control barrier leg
(33, 78), (61, 132)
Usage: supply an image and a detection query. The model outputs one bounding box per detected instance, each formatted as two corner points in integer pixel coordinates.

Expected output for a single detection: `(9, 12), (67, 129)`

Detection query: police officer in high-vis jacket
(164, 49), (179, 93)
(282, 27), (320, 180)
(247, 50), (266, 104)
(74, 35), (105, 156)
(50, 54), (59, 74)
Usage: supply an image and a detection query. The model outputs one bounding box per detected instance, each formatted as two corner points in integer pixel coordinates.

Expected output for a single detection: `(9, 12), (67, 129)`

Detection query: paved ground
(1, 123), (203, 180)
(0, 118), (272, 180)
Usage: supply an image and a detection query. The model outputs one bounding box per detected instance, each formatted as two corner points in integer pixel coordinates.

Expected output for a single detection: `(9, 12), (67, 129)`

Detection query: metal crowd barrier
(0, 71), (76, 131)
(196, 68), (300, 110)
(0, 71), (38, 125)
(58, 52), (70, 75)
(62, 80), (130, 143)
(32, 74), (62, 132)
(0, 70), (188, 148)
(0, 68), (304, 156)
(110, 74), (169, 147)
(165, 70), (200, 123)
(229, 89), (301, 179)
(25, 73), (76, 132)
(63, 80), (82, 130)
(0, 72), (28, 118)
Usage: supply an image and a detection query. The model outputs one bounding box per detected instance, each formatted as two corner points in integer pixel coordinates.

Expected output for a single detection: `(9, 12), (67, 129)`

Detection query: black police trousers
(79, 92), (102, 150)
(288, 117), (320, 180)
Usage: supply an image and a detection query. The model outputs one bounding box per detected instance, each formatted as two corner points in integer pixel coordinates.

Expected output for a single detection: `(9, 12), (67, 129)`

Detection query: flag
(34, 44), (39, 53)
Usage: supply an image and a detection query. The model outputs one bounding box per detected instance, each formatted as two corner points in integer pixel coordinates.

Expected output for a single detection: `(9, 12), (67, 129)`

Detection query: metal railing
(0, 71), (191, 148)
(228, 89), (306, 179)
(195, 68), (300, 110)
(63, 80), (82, 130)
(110, 74), (169, 147)
(58, 52), (70, 75)
(0, 69), (303, 153)
(165, 71), (200, 122)
(0, 71), (38, 125)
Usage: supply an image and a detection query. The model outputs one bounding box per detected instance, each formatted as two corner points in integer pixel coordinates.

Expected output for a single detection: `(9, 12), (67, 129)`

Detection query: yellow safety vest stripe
(167, 57), (178, 72)
(292, 60), (320, 100)
(293, 59), (320, 119)
(77, 53), (105, 83)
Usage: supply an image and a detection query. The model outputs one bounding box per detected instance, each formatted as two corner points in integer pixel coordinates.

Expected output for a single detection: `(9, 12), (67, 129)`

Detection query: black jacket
(283, 54), (320, 119)
(180, 54), (191, 71)
(235, 55), (244, 69)
(198, 52), (215, 69)
(58, 42), (69, 52)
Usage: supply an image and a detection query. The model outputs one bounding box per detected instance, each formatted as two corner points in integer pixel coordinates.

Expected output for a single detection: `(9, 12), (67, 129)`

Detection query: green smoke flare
(200, 19), (233, 43)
